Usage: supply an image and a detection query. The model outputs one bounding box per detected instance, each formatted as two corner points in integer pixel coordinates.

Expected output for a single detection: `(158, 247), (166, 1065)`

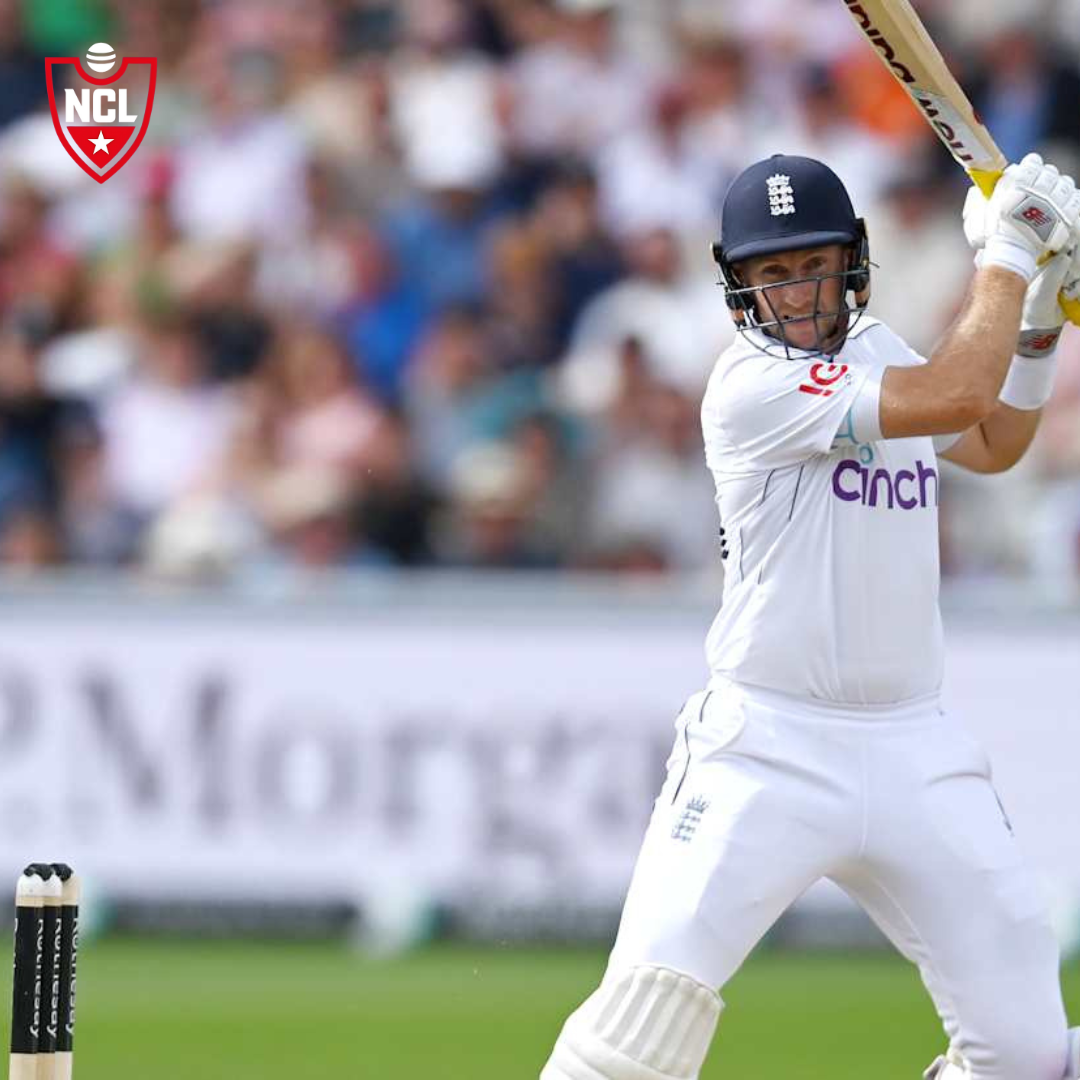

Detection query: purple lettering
(868, 468), (895, 509)
(833, 460), (863, 502)
(831, 459), (938, 510)
(917, 460), (938, 507)
(895, 470), (917, 509)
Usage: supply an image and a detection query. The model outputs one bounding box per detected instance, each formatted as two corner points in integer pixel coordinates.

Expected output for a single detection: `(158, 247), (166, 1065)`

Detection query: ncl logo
(46, 45), (156, 183)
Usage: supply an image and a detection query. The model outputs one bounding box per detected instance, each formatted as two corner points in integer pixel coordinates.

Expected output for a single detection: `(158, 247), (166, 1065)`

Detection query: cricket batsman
(540, 152), (1080, 1080)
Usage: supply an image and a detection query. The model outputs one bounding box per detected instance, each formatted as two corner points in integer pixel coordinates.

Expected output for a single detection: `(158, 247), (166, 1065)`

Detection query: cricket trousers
(606, 678), (1069, 1080)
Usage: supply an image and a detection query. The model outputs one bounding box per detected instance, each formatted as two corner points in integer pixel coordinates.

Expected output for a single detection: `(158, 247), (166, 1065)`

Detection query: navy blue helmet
(711, 154), (871, 352)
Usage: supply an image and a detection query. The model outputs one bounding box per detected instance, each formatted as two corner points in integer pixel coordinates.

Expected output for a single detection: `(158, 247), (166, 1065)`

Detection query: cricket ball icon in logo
(46, 43), (156, 183)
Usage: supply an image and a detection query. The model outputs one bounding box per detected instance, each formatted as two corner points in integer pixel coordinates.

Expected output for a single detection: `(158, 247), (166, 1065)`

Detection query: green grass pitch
(10, 940), (1080, 1078)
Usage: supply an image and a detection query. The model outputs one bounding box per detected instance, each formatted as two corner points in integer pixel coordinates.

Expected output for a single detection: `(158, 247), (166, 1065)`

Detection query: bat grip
(968, 167), (1003, 199)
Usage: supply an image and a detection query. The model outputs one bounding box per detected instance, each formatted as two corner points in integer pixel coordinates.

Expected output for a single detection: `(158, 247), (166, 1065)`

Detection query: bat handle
(967, 167), (1080, 328)
(968, 167), (1003, 199)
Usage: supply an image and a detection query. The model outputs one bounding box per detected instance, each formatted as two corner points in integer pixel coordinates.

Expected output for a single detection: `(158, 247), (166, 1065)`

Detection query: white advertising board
(0, 591), (1075, 929)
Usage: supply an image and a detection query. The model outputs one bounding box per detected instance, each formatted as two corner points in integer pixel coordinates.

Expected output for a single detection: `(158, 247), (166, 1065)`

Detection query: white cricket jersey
(701, 316), (958, 706)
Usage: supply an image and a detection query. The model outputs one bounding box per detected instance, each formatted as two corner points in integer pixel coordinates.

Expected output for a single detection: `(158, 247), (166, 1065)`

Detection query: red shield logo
(45, 44), (156, 184)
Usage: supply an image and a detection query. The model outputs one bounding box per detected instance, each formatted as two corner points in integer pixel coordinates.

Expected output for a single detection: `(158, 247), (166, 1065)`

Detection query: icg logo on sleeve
(798, 362), (850, 398)
(46, 43), (156, 183)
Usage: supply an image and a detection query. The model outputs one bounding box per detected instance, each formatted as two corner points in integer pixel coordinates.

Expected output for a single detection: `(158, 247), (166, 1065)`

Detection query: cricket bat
(841, 0), (1080, 324)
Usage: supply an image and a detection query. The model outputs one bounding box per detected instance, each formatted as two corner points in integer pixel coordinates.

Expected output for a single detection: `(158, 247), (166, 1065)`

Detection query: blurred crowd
(0, 0), (1078, 581)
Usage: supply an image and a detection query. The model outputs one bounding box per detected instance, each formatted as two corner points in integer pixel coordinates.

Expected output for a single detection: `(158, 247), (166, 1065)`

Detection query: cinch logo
(832, 458), (938, 510)
(46, 43), (156, 183)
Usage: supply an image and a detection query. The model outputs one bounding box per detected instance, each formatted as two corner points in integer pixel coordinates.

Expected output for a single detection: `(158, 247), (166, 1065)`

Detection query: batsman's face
(739, 245), (848, 351)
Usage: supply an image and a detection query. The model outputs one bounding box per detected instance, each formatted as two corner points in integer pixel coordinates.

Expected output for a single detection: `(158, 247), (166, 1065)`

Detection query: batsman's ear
(849, 218), (872, 304)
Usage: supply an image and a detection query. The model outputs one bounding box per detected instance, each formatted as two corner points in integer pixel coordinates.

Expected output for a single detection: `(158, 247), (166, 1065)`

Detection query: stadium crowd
(0, 0), (1078, 580)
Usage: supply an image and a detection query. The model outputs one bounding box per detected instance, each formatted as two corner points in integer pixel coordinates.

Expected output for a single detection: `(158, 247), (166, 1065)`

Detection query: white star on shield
(89, 130), (113, 156)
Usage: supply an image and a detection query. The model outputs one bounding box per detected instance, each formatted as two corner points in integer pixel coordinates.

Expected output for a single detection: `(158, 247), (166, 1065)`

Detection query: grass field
(10, 940), (1080, 1079)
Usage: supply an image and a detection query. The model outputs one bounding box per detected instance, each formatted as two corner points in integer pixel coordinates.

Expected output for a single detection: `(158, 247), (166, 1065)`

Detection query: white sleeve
(716, 356), (882, 470)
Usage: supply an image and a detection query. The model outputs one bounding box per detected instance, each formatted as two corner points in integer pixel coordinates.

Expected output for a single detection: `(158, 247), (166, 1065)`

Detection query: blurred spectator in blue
(0, 316), (95, 525)
(969, 24), (1080, 170)
(529, 161), (624, 354)
(380, 0), (509, 313)
(405, 304), (548, 494)
(341, 223), (430, 407)
(0, 0), (46, 130)
(381, 178), (502, 315)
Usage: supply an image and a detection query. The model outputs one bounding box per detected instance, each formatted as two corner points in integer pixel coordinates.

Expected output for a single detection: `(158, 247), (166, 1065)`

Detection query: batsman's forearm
(975, 403), (1042, 471)
(927, 266), (1028, 419)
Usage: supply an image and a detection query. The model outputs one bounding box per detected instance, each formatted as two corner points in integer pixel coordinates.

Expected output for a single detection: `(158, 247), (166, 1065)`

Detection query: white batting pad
(540, 965), (721, 1080)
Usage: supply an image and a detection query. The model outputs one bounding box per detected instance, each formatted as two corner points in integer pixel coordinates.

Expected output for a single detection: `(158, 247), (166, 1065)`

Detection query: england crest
(46, 43), (156, 184)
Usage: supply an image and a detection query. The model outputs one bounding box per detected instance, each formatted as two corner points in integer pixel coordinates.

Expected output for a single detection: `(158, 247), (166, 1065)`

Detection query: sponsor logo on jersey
(832, 458), (938, 509)
(799, 362), (849, 397)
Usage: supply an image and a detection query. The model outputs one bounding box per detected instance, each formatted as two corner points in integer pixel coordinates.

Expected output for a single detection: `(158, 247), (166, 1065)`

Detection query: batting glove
(965, 154), (1080, 281)
(1018, 245), (1079, 356)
